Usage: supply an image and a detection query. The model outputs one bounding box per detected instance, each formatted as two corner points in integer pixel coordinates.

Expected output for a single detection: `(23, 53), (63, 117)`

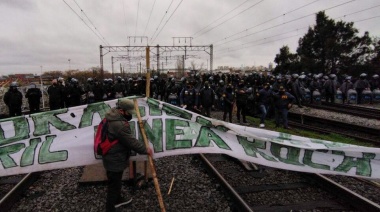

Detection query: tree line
(273, 11), (379, 76)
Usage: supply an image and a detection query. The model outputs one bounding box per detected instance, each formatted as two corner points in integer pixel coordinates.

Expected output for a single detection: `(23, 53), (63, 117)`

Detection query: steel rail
(199, 154), (253, 212)
(0, 173), (39, 212)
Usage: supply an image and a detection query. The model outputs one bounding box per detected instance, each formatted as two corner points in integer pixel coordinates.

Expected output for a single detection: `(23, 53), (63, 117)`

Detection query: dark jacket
(273, 92), (295, 109)
(102, 108), (147, 172)
(4, 89), (23, 107)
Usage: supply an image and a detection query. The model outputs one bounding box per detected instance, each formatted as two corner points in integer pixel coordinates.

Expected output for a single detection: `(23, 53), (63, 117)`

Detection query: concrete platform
(79, 161), (152, 183)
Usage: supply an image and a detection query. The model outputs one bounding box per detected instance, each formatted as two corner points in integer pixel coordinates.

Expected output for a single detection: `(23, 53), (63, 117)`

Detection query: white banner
(0, 97), (379, 179)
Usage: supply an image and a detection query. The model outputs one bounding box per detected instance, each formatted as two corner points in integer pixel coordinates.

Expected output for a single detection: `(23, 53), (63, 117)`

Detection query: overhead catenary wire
(72, 0), (110, 45)
(149, 0), (175, 44)
(62, 0), (107, 45)
(217, 4), (380, 54)
(213, 0), (321, 44)
(191, 0), (251, 37)
(135, 0), (141, 37)
(122, 0), (128, 36)
(194, 0), (265, 39)
(143, 0), (157, 36)
(216, 13), (380, 56)
(150, 0), (184, 45)
(215, 0), (357, 47)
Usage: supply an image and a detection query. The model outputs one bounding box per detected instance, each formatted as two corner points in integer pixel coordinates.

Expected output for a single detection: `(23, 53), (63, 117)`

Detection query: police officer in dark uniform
(48, 79), (63, 110)
(354, 73), (370, 104)
(180, 80), (197, 113)
(67, 78), (84, 107)
(273, 86), (295, 129)
(223, 84), (235, 123)
(235, 80), (248, 124)
(85, 78), (96, 104)
(4, 82), (23, 117)
(25, 83), (42, 114)
(197, 81), (215, 117)
(114, 76), (126, 98)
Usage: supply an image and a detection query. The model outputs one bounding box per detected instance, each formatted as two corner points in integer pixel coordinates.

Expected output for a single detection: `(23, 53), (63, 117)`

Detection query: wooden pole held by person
(133, 99), (166, 212)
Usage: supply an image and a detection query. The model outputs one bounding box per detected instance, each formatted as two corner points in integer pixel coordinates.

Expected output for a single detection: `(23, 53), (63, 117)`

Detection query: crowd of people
(2, 72), (380, 128)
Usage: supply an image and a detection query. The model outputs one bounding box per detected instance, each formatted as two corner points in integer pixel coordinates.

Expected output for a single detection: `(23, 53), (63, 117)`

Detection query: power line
(215, 0), (356, 47)
(213, 0), (320, 44)
(143, 0), (157, 36)
(216, 27), (308, 53)
(191, 0), (251, 37)
(194, 0), (265, 39)
(72, 0), (110, 45)
(217, 4), (380, 53)
(135, 0), (141, 37)
(151, 0), (184, 44)
(150, 0), (175, 43)
(62, 0), (107, 44)
(122, 0), (128, 36)
(217, 13), (380, 55)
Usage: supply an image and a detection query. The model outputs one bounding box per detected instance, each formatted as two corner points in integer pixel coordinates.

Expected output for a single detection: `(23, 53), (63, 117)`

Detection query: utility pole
(111, 56), (114, 81)
(140, 62), (142, 77)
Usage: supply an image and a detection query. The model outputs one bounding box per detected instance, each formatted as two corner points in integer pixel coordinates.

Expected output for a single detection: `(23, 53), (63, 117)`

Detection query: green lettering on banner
(20, 138), (40, 167)
(0, 143), (25, 168)
(141, 119), (163, 152)
(310, 138), (350, 148)
(270, 143), (303, 166)
(194, 126), (231, 150)
(237, 136), (277, 161)
(303, 150), (330, 170)
(38, 135), (68, 164)
(79, 102), (111, 128)
(0, 116), (29, 146)
(334, 152), (375, 177)
(32, 109), (76, 136)
(270, 132), (292, 144)
(166, 119), (192, 150)
(162, 103), (192, 120)
(195, 116), (213, 128)
(147, 98), (162, 116)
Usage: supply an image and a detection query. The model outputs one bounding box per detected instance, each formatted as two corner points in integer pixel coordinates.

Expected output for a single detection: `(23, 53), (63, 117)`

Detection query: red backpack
(94, 118), (118, 156)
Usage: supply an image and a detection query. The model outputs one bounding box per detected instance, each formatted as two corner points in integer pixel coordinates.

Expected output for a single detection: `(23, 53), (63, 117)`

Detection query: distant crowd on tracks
(2, 72), (380, 129)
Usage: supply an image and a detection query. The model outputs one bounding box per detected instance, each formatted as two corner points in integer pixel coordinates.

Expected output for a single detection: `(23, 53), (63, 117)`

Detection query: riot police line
(2, 72), (380, 126)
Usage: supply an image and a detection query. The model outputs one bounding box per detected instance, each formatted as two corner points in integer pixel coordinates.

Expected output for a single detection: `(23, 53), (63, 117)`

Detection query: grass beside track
(246, 116), (376, 147)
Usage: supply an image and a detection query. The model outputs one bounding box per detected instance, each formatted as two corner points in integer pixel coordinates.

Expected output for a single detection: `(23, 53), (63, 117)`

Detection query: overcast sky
(0, 0), (379, 75)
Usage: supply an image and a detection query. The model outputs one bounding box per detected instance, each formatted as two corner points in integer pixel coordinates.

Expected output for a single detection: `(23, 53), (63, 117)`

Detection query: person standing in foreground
(102, 98), (153, 212)
(273, 86), (295, 129)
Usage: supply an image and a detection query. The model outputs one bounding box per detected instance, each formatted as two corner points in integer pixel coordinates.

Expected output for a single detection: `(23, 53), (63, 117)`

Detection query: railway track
(0, 173), (39, 212)
(199, 153), (380, 212)
(288, 112), (380, 146)
(305, 102), (380, 120)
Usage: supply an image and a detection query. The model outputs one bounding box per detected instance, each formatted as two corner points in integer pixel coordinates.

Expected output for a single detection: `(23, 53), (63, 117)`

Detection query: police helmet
(219, 80), (224, 85)
(150, 78), (154, 81)
(87, 77), (93, 82)
(291, 74), (299, 79)
(329, 74), (336, 79)
(345, 76), (352, 81)
(10, 82), (18, 87)
(372, 74), (379, 79)
(299, 74), (306, 79)
(154, 75), (158, 80)
(323, 76), (329, 80)
(58, 77), (64, 82)
(360, 73), (367, 78)
(29, 83), (36, 89)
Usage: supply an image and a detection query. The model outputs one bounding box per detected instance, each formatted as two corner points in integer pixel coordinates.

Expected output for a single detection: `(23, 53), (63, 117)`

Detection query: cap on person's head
(117, 99), (135, 114)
